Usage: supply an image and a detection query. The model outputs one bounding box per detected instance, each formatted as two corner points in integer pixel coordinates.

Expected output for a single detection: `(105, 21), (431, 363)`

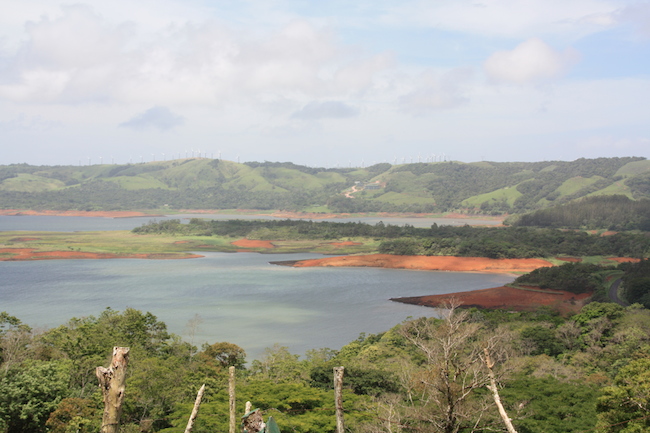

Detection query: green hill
(1, 157), (649, 214)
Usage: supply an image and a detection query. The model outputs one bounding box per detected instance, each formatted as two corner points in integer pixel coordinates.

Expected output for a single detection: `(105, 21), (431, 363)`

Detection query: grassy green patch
(616, 159), (650, 177)
(554, 176), (602, 197)
(586, 179), (635, 199)
(462, 185), (521, 207)
(0, 230), (380, 257)
(104, 176), (171, 190)
(0, 173), (66, 192)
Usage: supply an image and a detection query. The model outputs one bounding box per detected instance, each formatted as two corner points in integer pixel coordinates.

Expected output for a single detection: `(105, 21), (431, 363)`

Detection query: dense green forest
(511, 260), (650, 307)
(2, 302), (650, 433)
(512, 195), (650, 230)
(133, 218), (650, 259)
(1, 157), (649, 215)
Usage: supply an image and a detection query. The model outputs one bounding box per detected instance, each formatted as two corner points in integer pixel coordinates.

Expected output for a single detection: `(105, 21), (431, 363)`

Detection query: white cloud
(398, 68), (473, 114)
(0, 8), (392, 109)
(483, 38), (578, 85)
(119, 106), (185, 131)
(0, 113), (61, 132)
(381, 0), (619, 39)
(291, 101), (359, 120)
(616, 2), (650, 36)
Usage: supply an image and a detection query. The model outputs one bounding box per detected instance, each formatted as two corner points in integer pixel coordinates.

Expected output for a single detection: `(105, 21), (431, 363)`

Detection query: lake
(0, 215), (513, 360)
(0, 213), (501, 232)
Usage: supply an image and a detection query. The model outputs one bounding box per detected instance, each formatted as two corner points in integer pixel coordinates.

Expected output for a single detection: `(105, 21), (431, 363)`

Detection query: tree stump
(96, 347), (130, 433)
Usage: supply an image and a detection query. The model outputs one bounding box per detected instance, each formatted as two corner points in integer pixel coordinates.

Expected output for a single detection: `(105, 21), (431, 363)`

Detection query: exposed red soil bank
(285, 254), (591, 313)
(231, 239), (275, 249)
(289, 254), (553, 274)
(0, 248), (202, 261)
(607, 257), (641, 263)
(392, 286), (591, 314)
(0, 210), (158, 218)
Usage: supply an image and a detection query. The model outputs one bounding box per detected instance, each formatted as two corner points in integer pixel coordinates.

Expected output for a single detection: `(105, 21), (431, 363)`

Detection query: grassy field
(0, 230), (381, 258)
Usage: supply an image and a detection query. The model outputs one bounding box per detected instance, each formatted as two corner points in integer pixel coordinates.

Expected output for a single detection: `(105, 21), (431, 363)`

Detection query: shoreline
(272, 254), (592, 313)
(277, 254), (554, 274)
(390, 286), (591, 314)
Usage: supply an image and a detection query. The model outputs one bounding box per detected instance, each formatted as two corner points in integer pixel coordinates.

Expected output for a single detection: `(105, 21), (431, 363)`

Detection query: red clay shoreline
(391, 286), (592, 314)
(286, 254), (554, 274)
(279, 254), (592, 313)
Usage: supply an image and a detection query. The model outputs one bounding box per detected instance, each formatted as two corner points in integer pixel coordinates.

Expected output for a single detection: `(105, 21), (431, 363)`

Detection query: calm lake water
(0, 213), (500, 232)
(0, 215), (512, 360)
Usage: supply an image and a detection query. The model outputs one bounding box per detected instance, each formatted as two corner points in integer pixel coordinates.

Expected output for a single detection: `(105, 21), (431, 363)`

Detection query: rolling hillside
(1, 157), (649, 214)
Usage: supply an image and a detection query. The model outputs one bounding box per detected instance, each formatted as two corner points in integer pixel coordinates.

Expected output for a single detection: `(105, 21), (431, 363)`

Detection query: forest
(1, 301), (649, 433)
(132, 218), (650, 259)
(512, 195), (650, 231)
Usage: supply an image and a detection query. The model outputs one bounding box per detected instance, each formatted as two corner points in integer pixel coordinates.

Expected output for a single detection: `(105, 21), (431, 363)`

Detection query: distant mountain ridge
(0, 157), (648, 214)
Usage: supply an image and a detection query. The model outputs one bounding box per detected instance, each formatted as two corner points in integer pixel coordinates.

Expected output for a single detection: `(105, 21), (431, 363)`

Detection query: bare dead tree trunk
(483, 348), (518, 433)
(334, 366), (345, 433)
(184, 384), (205, 433)
(229, 366), (236, 433)
(96, 347), (130, 433)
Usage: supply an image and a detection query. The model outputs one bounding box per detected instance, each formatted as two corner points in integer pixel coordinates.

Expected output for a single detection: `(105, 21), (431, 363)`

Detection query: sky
(0, 0), (649, 167)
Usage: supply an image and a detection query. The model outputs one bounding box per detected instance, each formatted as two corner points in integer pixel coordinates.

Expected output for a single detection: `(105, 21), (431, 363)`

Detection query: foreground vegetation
(1, 157), (648, 214)
(2, 302), (650, 433)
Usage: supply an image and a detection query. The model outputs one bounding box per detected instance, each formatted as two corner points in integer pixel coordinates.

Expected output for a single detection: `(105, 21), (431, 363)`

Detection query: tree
(45, 398), (99, 433)
(0, 360), (70, 433)
(0, 313), (33, 373)
(198, 342), (246, 370)
(398, 302), (496, 433)
(596, 357), (650, 432)
(249, 344), (306, 383)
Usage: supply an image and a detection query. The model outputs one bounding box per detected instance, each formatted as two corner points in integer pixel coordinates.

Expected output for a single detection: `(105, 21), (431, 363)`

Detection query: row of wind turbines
(79, 151), (448, 167)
